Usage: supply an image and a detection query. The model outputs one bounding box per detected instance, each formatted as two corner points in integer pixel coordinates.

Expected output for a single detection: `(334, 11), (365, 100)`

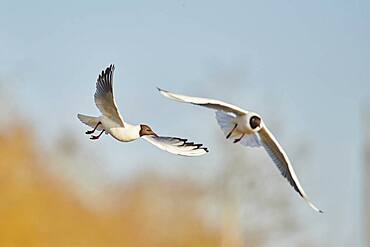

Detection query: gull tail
(77, 114), (103, 130)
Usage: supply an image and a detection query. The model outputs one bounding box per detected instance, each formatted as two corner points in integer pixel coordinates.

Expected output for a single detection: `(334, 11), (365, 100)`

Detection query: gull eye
(250, 116), (261, 129)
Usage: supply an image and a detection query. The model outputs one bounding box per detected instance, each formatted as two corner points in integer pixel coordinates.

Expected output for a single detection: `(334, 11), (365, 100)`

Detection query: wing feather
(142, 135), (208, 156)
(94, 65), (125, 126)
(258, 127), (323, 213)
(158, 88), (248, 116)
(239, 134), (262, 148)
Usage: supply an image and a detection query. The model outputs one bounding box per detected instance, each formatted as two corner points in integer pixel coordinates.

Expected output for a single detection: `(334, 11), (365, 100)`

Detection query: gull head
(248, 114), (263, 132)
(139, 124), (158, 137)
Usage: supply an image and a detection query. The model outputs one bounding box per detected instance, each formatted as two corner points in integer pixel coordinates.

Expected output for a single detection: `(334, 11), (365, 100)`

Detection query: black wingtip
(318, 209), (324, 214)
(157, 87), (169, 93)
(101, 64), (114, 75)
(107, 64), (115, 72)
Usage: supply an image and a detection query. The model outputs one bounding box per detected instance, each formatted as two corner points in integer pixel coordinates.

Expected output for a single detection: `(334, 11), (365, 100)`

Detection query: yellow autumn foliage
(0, 126), (220, 247)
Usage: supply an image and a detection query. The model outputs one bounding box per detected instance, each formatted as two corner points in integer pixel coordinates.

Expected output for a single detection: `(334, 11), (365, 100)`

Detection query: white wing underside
(215, 111), (235, 135)
(257, 127), (322, 213)
(94, 65), (125, 127)
(158, 88), (248, 116)
(142, 135), (208, 156)
(239, 134), (261, 147)
(235, 127), (322, 212)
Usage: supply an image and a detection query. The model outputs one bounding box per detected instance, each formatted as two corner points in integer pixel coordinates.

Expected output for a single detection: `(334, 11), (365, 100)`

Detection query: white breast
(235, 115), (250, 132)
(98, 116), (140, 142)
(109, 124), (141, 142)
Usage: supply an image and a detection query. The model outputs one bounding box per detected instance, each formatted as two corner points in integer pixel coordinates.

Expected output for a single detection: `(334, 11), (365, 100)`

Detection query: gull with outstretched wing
(158, 88), (323, 212)
(77, 65), (208, 156)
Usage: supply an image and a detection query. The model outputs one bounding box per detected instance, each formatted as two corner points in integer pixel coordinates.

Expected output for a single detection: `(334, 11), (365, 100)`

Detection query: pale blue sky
(0, 1), (369, 246)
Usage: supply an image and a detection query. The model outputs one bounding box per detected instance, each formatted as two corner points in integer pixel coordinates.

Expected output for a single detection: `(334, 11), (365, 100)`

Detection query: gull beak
(150, 130), (159, 137)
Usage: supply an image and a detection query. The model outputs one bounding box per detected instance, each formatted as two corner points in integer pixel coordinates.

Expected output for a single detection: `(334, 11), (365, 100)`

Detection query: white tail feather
(77, 114), (103, 130)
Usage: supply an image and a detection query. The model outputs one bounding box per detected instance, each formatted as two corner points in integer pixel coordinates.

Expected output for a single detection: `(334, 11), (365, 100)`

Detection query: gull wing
(239, 133), (262, 147)
(142, 135), (208, 156)
(158, 88), (248, 116)
(94, 65), (125, 126)
(257, 126), (323, 213)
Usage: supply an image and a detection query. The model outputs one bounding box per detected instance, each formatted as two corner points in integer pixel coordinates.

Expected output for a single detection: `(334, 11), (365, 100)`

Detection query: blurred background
(0, 1), (369, 246)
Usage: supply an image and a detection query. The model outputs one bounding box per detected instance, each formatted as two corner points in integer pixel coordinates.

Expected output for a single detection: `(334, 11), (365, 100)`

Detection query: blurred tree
(0, 122), (220, 247)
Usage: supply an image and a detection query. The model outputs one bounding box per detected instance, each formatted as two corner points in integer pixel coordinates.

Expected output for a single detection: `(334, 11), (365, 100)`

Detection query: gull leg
(233, 133), (245, 143)
(226, 124), (237, 139)
(90, 130), (104, 140)
(86, 122), (101, 134)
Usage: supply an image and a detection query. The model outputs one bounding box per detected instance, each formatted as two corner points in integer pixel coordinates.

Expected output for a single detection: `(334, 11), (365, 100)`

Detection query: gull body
(158, 88), (323, 213)
(77, 65), (208, 156)
(99, 115), (140, 142)
(109, 124), (141, 142)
